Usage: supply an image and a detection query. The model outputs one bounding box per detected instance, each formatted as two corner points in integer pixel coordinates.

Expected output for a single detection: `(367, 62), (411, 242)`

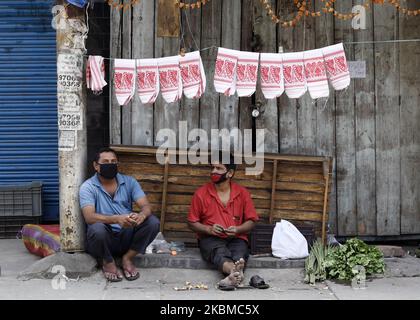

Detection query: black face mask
(98, 163), (118, 179)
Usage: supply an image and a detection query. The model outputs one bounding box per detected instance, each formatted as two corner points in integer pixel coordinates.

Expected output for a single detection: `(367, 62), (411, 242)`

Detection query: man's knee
(142, 215), (160, 232)
(87, 223), (110, 241)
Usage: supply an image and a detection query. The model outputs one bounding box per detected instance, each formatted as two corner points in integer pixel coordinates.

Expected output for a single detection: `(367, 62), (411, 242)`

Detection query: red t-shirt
(188, 181), (259, 242)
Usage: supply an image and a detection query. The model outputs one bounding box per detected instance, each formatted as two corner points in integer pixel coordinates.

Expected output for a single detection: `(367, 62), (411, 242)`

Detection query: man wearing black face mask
(79, 147), (160, 282)
(188, 151), (259, 290)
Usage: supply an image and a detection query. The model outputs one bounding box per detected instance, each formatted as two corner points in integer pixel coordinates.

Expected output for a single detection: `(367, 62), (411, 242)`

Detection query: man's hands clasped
(116, 212), (147, 228)
(208, 224), (238, 237)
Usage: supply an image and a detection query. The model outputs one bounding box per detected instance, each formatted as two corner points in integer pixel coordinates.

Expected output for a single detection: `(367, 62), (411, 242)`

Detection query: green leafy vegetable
(324, 238), (385, 281)
(304, 240), (331, 285)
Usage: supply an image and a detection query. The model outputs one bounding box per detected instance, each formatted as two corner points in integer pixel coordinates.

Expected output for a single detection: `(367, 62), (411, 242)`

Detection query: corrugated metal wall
(0, 0), (59, 221)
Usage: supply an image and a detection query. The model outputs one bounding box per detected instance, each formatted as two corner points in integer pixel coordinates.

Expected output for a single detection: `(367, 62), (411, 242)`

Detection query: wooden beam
(110, 4), (122, 144)
(160, 156), (170, 233)
(157, 0), (180, 37)
(111, 145), (331, 163)
(321, 159), (331, 245)
(269, 160), (278, 224)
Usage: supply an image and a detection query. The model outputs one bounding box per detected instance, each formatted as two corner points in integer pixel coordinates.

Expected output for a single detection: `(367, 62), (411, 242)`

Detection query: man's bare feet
(121, 255), (139, 281)
(234, 258), (245, 283)
(102, 261), (123, 282)
(218, 271), (242, 289)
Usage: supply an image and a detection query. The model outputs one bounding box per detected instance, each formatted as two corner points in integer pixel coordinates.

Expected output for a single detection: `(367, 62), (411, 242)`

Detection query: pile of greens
(304, 238), (386, 284)
(324, 238), (385, 281)
(304, 240), (331, 285)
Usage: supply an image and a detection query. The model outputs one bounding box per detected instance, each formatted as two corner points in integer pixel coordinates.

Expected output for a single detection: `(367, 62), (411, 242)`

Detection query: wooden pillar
(321, 159), (331, 245)
(160, 155), (170, 233)
(269, 160), (278, 224)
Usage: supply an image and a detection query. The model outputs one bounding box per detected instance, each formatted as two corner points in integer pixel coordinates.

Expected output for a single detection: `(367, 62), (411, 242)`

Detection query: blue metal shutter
(0, 0), (59, 221)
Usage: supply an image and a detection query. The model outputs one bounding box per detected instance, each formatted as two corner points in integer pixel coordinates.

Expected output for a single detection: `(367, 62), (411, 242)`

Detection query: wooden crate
(112, 145), (333, 246)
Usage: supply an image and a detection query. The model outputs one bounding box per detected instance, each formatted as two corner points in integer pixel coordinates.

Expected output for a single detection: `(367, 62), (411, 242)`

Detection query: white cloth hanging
(86, 56), (107, 94)
(158, 55), (182, 103)
(322, 43), (350, 91)
(236, 51), (260, 97)
(113, 59), (136, 106)
(282, 51), (307, 99)
(260, 53), (284, 99)
(136, 58), (159, 104)
(214, 47), (239, 96)
(303, 49), (330, 99)
(179, 51), (206, 99)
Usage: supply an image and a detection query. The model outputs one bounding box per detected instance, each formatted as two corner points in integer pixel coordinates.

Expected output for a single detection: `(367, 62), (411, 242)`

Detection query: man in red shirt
(188, 152), (259, 290)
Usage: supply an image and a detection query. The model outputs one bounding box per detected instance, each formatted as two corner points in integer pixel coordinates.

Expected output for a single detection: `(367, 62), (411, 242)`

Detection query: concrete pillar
(55, 2), (88, 252)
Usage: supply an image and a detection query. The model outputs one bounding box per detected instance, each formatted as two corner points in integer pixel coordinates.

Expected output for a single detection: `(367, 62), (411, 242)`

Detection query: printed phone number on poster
(58, 74), (81, 90)
(58, 113), (82, 130)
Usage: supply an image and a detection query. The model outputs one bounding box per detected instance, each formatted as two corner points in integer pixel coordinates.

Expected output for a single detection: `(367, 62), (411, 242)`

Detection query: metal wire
(84, 39), (420, 60)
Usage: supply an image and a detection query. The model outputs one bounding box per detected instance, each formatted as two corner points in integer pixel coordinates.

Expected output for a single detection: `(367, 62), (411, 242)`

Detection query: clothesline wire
(83, 39), (420, 61)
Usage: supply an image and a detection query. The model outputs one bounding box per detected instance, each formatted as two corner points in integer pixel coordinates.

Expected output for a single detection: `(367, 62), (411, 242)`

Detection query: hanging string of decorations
(388, 0), (420, 16)
(260, 0), (420, 27)
(101, 0), (420, 20)
(175, 0), (211, 9)
(105, 0), (140, 11)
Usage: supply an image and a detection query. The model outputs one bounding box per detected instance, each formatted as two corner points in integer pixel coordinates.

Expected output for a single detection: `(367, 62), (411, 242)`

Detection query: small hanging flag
(179, 51), (206, 99)
(214, 47), (239, 96)
(260, 53), (284, 99)
(304, 49), (329, 99)
(236, 51), (260, 97)
(282, 51), (307, 99)
(322, 43), (350, 91)
(136, 58), (160, 104)
(158, 55), (182, 103)
(113, 59), (136, 106)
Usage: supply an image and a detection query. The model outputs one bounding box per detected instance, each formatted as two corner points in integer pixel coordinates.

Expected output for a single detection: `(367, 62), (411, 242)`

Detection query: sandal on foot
(249, 275), (270, 289)
(123, 269), (140, 281)
(102, 268), (123, 282)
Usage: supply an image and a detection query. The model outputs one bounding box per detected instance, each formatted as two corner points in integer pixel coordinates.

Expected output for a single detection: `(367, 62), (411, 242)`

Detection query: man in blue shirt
(79, 147), (159, 282)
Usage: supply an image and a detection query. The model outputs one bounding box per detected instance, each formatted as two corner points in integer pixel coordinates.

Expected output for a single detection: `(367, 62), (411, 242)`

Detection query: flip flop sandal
(102, 268), (123, 282)
(217, 282), (236, 291)
(249, 275), (270, 289)
(123, 269), (140, 281)
(236, 285), (255, 290)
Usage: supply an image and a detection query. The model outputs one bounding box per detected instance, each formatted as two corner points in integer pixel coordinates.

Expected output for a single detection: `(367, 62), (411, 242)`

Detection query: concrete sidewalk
(1, 239), (420, 300)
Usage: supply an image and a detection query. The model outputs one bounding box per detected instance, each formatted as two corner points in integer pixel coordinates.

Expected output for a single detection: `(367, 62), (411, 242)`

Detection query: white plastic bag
(271, 220), (309, 259)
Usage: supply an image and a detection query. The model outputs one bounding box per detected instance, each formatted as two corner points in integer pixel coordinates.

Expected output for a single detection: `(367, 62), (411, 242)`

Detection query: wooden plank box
(111, 145), (333, 247)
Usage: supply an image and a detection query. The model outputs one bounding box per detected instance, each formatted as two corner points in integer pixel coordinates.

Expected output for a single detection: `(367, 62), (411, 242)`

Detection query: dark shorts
(198, 236), (249, 273)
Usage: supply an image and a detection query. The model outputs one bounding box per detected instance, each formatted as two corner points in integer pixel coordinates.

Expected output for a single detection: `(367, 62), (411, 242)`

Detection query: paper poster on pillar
(58, 130), (77, 152)
(57, 54), (83, 92)
(57, 54), (83, 76)
(58, 92), (82, 112)
(58, 111), (83, 131)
